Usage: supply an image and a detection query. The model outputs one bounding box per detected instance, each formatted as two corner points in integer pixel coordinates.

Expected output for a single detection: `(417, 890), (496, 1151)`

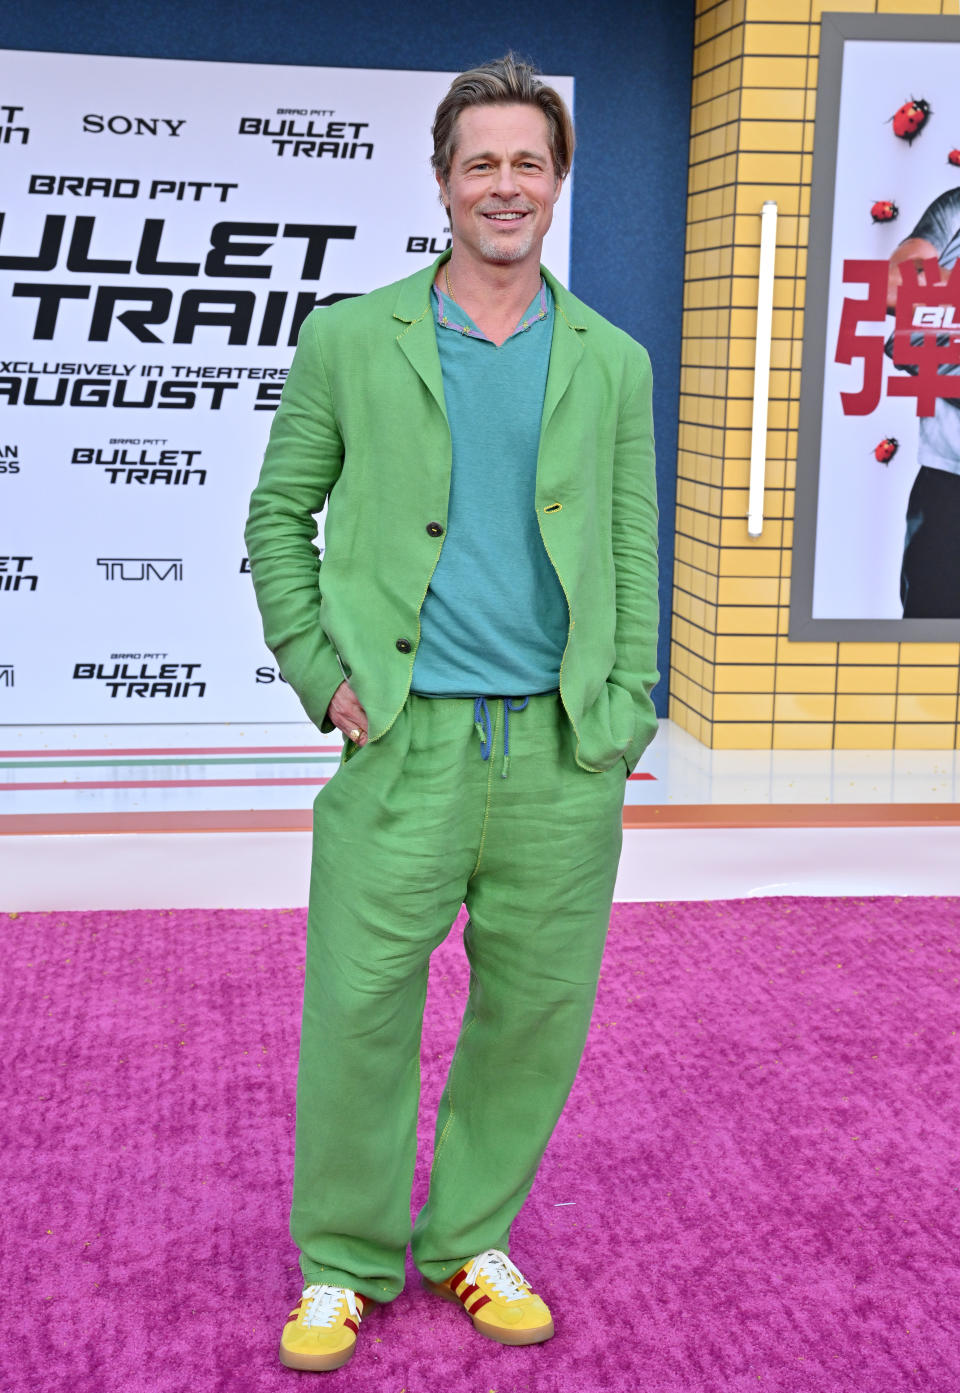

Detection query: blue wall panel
(0, 0), (694, 716)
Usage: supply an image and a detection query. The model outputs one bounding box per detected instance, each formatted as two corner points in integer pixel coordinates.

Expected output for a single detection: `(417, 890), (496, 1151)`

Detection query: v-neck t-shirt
(410, 279), (569, 697)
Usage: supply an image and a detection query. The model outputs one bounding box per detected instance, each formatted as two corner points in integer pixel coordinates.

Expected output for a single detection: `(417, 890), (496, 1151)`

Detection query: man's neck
(438, 251), (543, 347)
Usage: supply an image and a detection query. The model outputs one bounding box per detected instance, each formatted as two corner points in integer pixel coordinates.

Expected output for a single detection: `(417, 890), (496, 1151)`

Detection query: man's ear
(552, 175), (564, 206)
(435, 168), (450, 212)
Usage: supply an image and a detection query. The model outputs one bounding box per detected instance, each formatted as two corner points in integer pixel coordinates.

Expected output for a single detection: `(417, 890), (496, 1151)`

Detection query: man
(245, 54), (659, 1373)
(886, 188), (960, 617)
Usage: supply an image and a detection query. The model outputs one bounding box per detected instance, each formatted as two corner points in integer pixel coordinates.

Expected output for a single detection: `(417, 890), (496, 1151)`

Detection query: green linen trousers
(291, 692), (626, 1300)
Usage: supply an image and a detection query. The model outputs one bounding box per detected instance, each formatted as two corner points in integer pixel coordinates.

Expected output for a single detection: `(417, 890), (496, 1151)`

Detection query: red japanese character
(834, 259), (889, 415)
(888, 259), (960, 416)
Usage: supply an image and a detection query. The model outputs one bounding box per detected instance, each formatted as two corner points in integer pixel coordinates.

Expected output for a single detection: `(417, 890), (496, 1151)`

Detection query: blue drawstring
(473, 696), (529, 778)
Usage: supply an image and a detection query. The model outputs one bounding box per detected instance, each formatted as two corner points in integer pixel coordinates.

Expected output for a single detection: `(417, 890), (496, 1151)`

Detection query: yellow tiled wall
(671, 0), (960, 750)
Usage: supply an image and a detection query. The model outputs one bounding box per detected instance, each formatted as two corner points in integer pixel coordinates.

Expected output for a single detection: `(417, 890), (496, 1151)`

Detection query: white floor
(641, 724), (960, 807)
(2, 720), (959, 910)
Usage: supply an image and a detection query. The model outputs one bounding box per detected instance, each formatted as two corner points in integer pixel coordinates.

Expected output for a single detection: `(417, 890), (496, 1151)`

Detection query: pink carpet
(3, 897), (959, 1392)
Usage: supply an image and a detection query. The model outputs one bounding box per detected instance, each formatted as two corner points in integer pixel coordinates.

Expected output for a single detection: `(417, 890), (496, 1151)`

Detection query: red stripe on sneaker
(344, 1319), (358, 1334)
(457, 1282), (479, 1305)
(467, 1294), (491, 1314)
(450, 1268), (468, 1289)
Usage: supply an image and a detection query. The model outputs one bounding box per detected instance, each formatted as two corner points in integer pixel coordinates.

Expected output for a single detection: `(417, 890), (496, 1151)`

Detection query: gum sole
(473, 1318), (554, 1346)
(424, 1279), (554, 1345)
(278, 1343), (355, 1371)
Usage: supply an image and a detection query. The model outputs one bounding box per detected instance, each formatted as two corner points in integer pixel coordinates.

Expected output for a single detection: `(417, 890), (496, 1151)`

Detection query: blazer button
(396, 638), (413, 654)
(426, 521), (444, 537)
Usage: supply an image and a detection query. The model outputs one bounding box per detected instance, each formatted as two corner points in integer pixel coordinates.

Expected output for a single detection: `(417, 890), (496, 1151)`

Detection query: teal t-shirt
(411, 279), (569, 697)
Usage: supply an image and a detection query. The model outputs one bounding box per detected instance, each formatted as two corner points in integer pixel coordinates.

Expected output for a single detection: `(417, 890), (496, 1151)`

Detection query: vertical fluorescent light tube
(748, 200), (778, 538)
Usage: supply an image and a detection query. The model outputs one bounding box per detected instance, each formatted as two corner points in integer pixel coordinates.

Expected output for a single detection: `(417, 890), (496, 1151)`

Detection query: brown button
(426, 521), (444, 538)
(396, 638), (412, 654)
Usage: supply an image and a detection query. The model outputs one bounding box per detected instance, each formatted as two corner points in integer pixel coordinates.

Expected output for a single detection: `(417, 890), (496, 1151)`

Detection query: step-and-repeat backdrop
(0, 50), (573, 722)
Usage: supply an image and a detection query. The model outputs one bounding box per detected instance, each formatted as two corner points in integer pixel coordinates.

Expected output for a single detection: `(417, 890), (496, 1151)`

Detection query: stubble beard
(473, 204), (538, 264)
(444, 198), (540, 266)
(475, 226), (537, 264)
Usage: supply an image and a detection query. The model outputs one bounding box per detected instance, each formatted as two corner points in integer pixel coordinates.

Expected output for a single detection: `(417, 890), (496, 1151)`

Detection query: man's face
(437, 103), (562, 269)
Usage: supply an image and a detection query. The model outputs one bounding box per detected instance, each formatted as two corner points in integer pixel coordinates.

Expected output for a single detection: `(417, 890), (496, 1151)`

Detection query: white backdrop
(813, 38), (958, 620)
(0, 50), (573, 722)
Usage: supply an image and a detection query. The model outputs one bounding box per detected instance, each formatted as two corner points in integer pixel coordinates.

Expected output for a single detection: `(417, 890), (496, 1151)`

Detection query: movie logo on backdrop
(238, 114), (373, 160)
(73, 656), (205, 699)
(0, 555), (38, 591)
(0, 50), (573, 724)
(1, 103), (28, 146)
(792, 15), (960, 640)
(73, 442), (206, 486)
(0, 217), (358, 352)
(406, 231), (451, 255)
(239, 548), (322, 574)
(0, 663), (13, 687)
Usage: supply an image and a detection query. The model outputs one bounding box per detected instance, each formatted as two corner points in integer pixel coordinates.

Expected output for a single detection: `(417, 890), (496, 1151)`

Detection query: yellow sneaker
(279, 1284), (371, 1371)
(425, 1248), (554, 1346)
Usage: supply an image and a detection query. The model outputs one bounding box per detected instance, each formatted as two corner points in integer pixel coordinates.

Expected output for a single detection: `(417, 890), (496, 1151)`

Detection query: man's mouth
(481, 210), (530, 223)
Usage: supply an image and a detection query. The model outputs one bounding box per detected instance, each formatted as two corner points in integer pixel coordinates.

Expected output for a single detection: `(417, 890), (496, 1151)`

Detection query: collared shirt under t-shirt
(410, 279), (569, 697)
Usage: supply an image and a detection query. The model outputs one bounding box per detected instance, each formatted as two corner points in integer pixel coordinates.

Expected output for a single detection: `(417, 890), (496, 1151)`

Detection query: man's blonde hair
(431, 54), (575, 184)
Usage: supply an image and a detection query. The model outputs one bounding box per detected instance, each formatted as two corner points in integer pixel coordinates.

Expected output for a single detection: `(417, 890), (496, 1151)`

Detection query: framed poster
(791, 13), (960, 640)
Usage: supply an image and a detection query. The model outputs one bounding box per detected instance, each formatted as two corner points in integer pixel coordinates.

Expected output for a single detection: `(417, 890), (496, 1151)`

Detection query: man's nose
(492, 161), (520, 196)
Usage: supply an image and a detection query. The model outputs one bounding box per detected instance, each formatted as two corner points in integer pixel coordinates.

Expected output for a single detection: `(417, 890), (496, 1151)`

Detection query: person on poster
(245, 54), (659, 1373)
(887, 189), (960, 617)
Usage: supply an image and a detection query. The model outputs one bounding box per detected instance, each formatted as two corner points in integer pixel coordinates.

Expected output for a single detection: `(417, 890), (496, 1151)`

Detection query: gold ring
(349, 728), (361, 741)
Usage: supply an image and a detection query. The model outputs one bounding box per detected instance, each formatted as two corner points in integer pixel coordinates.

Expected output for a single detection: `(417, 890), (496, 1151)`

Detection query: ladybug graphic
(874, 437), (899, 465)
(871, 199), (898, 223)
(891, 97), (931, 144)
(949, 149), (960, 167)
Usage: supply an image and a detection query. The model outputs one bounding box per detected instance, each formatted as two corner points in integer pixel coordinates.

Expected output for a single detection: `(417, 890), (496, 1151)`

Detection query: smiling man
(245, 54), (660, 1374)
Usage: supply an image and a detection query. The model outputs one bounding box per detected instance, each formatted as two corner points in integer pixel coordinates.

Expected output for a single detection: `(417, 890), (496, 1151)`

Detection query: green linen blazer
(245, 255), (659, 773)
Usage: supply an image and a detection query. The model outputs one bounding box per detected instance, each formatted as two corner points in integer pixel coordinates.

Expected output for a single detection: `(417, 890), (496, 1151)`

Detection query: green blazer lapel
(393, 258), (448, 419)
(541, 267), (587, 435)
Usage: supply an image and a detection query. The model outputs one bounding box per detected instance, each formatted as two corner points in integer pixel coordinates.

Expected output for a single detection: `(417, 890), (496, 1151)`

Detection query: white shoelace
(465, 1249), (530, 1303)
(300, 1284), (358, 1328)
